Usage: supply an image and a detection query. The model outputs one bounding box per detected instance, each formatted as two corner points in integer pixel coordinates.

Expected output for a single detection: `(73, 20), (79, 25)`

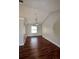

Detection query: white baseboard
(42, 35), (60, 47)
(19, 43), (24, 46)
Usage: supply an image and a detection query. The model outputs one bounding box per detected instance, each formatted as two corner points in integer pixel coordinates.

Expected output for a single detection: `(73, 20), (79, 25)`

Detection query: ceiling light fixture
(35, 18), (39, 26)
(19, 0), (23, 5)
(35, 12), (39, 26)
(19, 0), (23, 3)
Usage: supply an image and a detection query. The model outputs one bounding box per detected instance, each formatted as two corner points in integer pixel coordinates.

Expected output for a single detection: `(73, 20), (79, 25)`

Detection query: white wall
(42, 11), (60, 47)
(19, 18), (26, 46)
(27, 24), (42, 36)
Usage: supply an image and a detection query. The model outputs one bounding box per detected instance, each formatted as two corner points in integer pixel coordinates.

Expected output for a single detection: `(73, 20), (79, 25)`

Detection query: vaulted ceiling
(19, 0), (60, 24)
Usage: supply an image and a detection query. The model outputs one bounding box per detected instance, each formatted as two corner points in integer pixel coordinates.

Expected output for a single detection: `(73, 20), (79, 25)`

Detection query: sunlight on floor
(30, 37), (38, 48)
(30, 37), (39, 59)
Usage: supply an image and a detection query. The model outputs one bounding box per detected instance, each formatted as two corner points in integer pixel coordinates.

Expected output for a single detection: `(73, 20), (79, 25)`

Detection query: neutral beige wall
(53, 19), (60, 38)
(19, 18), (27, 46)
(42, 12), (60, 47)
(19, 18), (26, 46)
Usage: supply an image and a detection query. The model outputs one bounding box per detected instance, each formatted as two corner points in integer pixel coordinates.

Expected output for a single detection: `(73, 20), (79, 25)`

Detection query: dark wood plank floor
(19, 36), (60, 59)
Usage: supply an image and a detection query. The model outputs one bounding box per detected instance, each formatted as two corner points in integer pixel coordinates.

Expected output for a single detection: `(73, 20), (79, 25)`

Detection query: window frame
(31, 25), (37, 33)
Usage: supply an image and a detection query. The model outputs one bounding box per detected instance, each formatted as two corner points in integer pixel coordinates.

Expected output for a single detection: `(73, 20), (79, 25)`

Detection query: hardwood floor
(19, 36), (60, 59)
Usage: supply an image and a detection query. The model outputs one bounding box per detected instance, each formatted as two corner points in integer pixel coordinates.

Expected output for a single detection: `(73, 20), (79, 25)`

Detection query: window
(31, 26), (37, 33)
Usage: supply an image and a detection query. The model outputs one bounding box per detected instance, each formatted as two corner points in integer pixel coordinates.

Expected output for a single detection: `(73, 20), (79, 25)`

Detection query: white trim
(19, 43), (24, 46)
(42, 35), (60, 47)
(19, 17), (24, 20)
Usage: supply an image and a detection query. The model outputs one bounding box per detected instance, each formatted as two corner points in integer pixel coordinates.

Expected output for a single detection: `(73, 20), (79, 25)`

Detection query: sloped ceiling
(19, 0), (60, 24)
